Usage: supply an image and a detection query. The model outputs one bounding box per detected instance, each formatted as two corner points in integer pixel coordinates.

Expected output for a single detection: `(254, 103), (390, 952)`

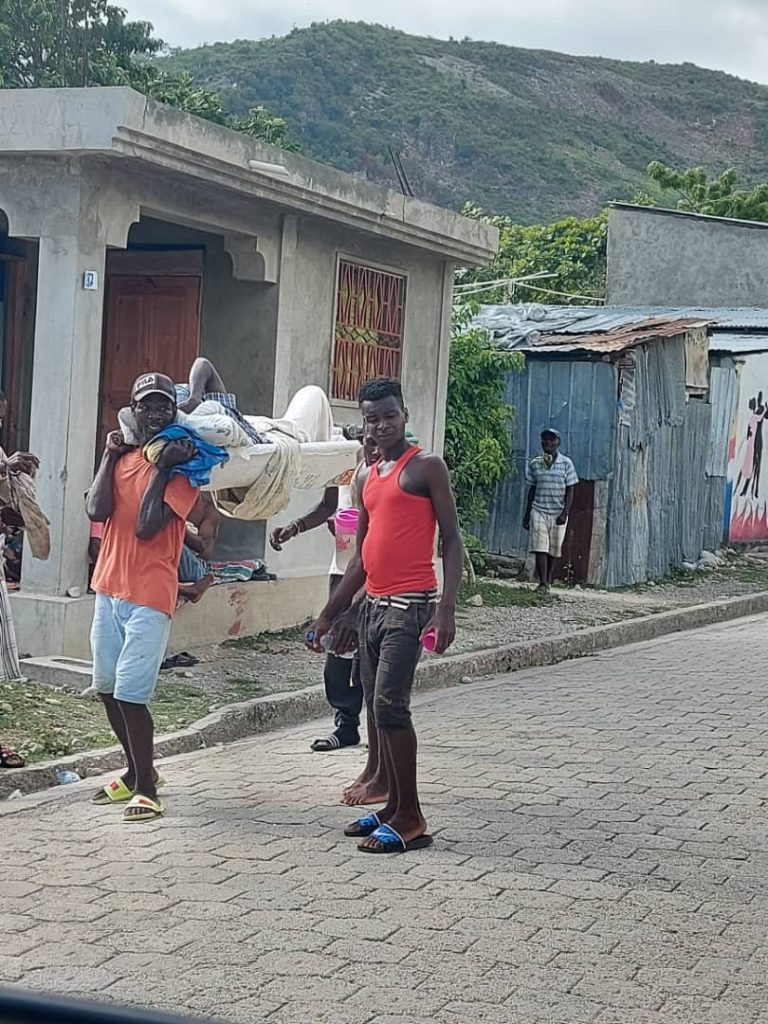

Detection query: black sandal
(310, 733), (360, 753)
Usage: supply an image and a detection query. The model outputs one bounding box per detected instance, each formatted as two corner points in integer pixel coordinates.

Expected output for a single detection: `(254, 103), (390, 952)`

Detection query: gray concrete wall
(265, 217), (452, 582)
(607, 204), (768, 306)
(280, 217), (449, 447)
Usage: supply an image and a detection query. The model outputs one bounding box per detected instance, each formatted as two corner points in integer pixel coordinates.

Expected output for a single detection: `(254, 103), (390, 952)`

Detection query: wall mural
(726, 353), (768, 542)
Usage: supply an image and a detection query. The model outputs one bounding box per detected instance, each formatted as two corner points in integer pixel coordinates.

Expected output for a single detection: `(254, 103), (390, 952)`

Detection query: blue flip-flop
(358, 823), (434, 854)
(344, 812), (380, 838)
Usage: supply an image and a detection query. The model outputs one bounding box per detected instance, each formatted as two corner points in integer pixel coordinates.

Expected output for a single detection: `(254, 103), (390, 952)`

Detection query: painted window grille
(331, 260), (406, 401)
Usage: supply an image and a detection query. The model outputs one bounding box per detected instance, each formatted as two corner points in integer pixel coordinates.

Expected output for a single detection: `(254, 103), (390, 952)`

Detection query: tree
(0, 0), (159, 88)
(0, 0), (296, 149)
(444, 304), (522, 563)
(458, 204), (607, 306)
(646, 161), (768, 222)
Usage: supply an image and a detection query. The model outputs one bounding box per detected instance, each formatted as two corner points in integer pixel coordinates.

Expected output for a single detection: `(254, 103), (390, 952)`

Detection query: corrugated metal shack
(474, 305), (724, 586)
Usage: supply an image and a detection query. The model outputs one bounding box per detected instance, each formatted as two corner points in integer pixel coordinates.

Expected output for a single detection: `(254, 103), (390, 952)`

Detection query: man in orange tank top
(308, 378), (463, 853)
(87, 373), (198, 823)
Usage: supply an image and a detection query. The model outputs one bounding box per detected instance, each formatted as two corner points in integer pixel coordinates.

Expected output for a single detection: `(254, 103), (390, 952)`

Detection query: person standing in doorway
(523, 428), (578, 594)
(308, 378), (463, 854)
(87, 373), (198, 823)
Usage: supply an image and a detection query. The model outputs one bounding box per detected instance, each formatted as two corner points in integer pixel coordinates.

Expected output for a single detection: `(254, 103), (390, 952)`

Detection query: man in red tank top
(308, 378), (463, 853)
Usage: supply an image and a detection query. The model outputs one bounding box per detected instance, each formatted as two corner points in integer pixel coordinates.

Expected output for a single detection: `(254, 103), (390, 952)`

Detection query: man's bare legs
(534, 551), (550, 591)
(341, 706), (389, 806)
(99, 693), (137, 788)
(177, 358), (227, 413)
(358, 723), (426, 849)
(98, 694), (159, 796)
(118, 701), (158, 805)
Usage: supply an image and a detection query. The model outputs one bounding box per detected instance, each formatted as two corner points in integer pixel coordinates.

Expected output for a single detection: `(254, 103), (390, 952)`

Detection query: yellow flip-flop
(123, 794), (165, 824)
(92, 775), (165, 805)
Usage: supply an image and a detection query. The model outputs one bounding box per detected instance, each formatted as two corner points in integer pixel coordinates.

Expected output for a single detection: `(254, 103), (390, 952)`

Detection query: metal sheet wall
(482, 339), (732, 586)
(481, 357), (616, 564)
(606, 339), (723, 586)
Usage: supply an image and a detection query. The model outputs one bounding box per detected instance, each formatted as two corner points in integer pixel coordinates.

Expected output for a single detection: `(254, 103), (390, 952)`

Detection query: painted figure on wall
(727, 357), (768, 542)
(736, 397), (759, 498)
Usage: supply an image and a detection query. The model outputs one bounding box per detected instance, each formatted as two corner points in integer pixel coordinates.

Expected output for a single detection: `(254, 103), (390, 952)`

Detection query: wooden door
(556, 480), (594, 584)
(1, 255), (27, 454)
(98, 254), (202, 452)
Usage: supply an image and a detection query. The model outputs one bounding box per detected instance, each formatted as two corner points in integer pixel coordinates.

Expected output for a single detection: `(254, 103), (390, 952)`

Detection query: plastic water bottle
(56, 770), (81, 785)
(320, 633), (356, 661)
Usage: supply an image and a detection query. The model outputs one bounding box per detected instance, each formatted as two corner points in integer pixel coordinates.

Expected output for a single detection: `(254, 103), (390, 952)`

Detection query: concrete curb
(4, 589), (768, 799)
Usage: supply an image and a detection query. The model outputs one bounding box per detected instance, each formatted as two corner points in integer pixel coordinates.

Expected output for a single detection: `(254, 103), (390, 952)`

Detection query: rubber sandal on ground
(123, 794), (164, 823)
(310, 733), (360, 752)
(344, 812), (380, 838)
(358, 823), (434, 854)
(161, 651), (198, 670)
(92, 775), (165, 805)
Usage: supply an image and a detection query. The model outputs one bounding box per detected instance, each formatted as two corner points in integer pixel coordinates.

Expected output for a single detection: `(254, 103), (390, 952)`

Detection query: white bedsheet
(205, 439), (359, 491)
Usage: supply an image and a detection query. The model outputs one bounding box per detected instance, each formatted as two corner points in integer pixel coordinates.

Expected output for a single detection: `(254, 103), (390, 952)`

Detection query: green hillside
(163, 21), (768, 222)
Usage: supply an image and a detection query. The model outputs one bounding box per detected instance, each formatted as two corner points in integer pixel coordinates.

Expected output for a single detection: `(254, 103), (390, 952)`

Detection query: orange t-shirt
(92, 451), (198, 617)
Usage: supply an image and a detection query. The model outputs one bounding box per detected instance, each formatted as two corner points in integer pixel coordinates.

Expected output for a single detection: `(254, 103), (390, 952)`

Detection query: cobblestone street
(3, 616), (768, 1024)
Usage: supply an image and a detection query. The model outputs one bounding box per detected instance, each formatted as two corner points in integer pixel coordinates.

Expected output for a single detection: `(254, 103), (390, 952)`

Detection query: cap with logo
(131, 373), (177, 404)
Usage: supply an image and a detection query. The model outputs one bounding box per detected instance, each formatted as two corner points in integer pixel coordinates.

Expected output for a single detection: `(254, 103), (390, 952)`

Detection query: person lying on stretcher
(119, 358), (335, 449)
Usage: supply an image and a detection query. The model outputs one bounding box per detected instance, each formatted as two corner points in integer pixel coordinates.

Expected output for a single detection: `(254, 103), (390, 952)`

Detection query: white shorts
(530, 510), (567, 557)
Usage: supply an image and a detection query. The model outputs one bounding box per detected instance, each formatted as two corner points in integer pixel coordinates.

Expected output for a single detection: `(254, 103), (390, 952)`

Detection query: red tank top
(362, 446), (438, 596)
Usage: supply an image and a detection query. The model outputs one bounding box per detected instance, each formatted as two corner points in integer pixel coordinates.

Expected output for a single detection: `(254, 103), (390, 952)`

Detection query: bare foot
(341, 780), (389, 806)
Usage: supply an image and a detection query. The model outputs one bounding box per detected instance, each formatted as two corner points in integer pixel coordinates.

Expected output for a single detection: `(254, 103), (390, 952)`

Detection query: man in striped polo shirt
(523, 428), (578, 593)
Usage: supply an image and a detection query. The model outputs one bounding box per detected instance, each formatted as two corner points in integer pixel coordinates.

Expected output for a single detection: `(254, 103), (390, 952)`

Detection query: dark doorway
(557, 479), (594, 584)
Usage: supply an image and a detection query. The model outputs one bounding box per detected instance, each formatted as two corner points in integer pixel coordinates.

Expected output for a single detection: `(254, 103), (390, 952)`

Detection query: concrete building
(607, 202), (768, 306)
(0, 87), (496, 657)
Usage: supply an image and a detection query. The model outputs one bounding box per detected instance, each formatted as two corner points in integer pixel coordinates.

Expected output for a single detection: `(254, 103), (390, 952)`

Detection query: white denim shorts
(530, 509), (567, 557)
(91, 594), (171, 704)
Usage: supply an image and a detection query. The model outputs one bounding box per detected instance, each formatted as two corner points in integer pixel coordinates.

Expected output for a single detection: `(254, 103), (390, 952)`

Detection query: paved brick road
(4, 617), (768, 1024)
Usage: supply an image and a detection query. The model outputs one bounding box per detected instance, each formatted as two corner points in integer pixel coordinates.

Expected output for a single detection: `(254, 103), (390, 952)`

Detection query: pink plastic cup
(335, 508), (359, 537)
(422, 628), (438, 653)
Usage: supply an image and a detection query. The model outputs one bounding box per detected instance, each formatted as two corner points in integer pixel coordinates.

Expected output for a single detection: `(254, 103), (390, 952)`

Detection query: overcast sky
(121, 0), (768, 84)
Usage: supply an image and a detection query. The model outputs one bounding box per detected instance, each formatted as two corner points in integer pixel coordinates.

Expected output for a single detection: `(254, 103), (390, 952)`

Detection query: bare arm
(557, 485), (575, 526)
(136, 467), (174, 540)
(87, 432), (132, 522)
(523, 485), (535, 528)
(270, 486), (339, 550)
(136, 438), (197, 540)
(422, 456), (463, 654)
(195, 499), (220, 561)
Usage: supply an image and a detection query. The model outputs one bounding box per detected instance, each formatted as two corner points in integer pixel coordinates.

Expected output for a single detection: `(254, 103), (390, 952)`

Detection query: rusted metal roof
(473, 304), (768, 350)
(529, 317), (712, 354)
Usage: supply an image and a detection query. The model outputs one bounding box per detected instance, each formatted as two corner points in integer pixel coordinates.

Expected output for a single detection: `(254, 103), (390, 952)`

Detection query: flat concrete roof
(0, 87), (498, 265)
(610, 201), (768, 233)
